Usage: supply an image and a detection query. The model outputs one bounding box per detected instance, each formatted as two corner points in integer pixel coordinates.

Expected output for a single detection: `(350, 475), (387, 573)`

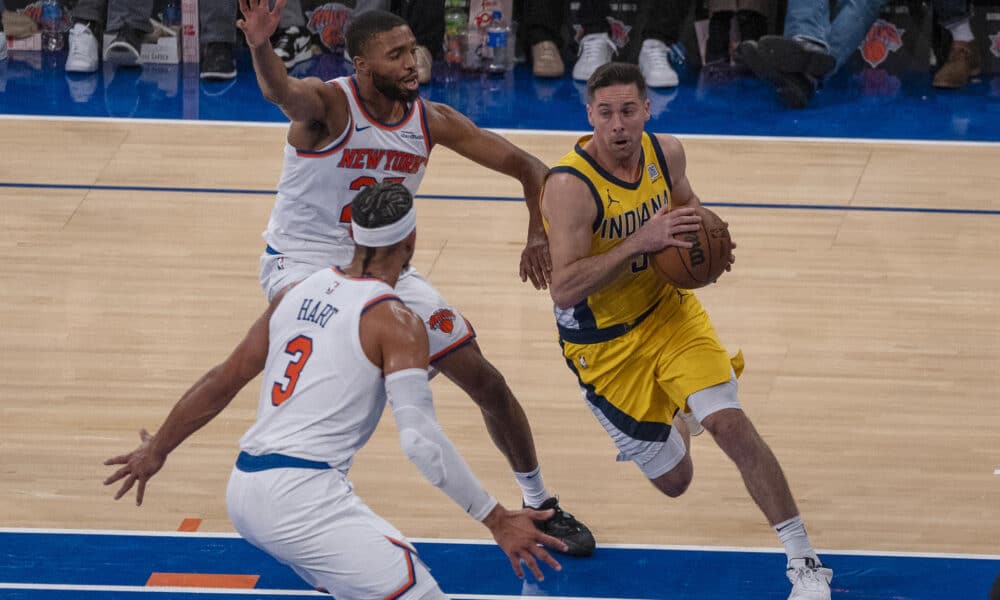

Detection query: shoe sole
(283, 46), (314, 69)
(200, 71), (237, 81)
(105, 44), (140, 67)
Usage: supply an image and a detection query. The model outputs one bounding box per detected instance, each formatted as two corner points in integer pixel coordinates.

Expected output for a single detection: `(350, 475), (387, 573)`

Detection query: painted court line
(145, 574), (259, 589)
(4, 527), (999, 561)
(4, 115), (1000, 147)
(3, 181), (1000, 216)
(0, 583), (645, 600)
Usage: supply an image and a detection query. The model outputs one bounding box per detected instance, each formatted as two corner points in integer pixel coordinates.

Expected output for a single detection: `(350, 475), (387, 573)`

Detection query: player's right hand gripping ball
(652, 206), (733, 290)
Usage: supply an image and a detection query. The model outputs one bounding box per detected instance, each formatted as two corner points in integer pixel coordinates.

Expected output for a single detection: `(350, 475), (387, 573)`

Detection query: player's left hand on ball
(103, 428), (166, 506)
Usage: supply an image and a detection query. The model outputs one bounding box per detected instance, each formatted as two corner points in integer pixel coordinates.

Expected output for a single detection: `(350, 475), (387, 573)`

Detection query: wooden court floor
(1, 118), (998, 558)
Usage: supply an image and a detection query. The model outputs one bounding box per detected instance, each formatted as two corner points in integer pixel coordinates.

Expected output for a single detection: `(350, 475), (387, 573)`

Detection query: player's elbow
(549, 280), (580, 310)
(399, 428), (446, 486)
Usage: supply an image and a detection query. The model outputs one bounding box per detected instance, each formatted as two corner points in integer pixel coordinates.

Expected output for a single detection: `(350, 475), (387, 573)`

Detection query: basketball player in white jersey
(104, 182), (568, 599)
(236, 0), (595, 555)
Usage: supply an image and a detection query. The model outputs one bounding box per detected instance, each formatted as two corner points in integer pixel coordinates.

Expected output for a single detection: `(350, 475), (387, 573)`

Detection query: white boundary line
(3, 527), (999, 561)
(0, 583), (647, 600)
(2, 114), (1000, 148)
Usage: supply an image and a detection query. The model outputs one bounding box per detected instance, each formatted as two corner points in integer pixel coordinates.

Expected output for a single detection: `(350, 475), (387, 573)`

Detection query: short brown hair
(586, 62), (647, 102)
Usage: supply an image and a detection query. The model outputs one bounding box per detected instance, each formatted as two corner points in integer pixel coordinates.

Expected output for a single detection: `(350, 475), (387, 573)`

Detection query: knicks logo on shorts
(428, 308), (456, 334)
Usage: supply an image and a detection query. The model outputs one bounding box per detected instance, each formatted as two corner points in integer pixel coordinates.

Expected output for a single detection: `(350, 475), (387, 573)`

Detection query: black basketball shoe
(527, 497), (595, 557)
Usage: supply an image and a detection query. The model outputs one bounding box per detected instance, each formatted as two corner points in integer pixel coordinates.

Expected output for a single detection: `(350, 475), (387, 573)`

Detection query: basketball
(651, 206), (732, 289)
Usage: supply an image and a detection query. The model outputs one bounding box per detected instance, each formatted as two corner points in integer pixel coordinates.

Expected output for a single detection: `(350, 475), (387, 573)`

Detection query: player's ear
(644, 97), (651, 121)
(585, 102), (594, 128)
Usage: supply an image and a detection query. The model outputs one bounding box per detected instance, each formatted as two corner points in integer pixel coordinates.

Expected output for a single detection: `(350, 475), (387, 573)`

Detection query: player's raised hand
(483, 505), (566, 581)
(103, 429), (166, 506)
(237, 0), (286, 49)
(520, 227), (552, 290)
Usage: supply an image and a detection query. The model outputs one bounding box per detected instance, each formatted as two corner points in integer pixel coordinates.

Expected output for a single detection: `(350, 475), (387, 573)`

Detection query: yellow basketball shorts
(561, 293), (744, 442)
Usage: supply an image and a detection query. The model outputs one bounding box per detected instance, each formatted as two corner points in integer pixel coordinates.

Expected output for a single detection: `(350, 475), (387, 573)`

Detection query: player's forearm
(148, 366), (241, 458)
(250, 42), (293, 106)
(550, 238), (643, 308)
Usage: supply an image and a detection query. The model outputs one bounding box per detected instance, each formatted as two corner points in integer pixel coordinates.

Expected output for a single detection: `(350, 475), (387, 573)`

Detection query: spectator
(65, 0), (239, 80)
(932, 0), (979, 89)
(737, 0), (888, 107)
(572, 0), (689, 88)
(521, 0), (565, 78)
(703, 0), (768, 77)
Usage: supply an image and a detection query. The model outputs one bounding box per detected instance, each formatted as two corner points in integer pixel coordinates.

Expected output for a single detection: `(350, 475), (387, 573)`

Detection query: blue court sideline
(0, 529), (997, 599)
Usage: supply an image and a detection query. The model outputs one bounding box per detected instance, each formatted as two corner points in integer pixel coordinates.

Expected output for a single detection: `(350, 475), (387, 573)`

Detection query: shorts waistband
(235, 451), (332, 472)
(558, 301), (659, 345)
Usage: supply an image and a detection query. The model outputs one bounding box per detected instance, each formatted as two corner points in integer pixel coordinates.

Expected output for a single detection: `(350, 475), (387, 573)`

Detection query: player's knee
(650, 459), (693, 498)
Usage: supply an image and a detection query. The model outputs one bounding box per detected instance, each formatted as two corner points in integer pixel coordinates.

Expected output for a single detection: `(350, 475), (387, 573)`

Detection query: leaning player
(540, 62), (833, 600)
(104, 183), (567, 599)
(237, 0), (593, 554)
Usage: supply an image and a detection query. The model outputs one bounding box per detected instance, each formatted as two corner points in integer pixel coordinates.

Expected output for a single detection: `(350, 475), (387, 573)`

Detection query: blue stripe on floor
(0, 530), (997, 599)
(3, 181), (999, 216)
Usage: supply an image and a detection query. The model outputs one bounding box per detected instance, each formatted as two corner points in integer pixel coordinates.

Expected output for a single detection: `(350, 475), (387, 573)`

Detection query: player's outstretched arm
(543, 171), (701, 308)
(364, 301), (567, 580)
(237, 0), (328, 122)
(423, 101), (552, 290)
(102, 292), (285, 506)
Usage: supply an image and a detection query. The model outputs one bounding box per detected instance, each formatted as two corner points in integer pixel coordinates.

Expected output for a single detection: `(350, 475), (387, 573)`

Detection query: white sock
(514, 466), (550, 508)
(775, 516), (819, 564)
(946, 18), (974, 43)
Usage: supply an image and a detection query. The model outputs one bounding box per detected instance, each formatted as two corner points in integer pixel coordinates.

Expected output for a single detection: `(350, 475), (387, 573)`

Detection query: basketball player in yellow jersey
(541, 62), (833, 600)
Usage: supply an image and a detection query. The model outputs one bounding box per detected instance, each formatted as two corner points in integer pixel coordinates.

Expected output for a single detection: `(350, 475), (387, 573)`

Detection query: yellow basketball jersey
(544, 132), (679, 344)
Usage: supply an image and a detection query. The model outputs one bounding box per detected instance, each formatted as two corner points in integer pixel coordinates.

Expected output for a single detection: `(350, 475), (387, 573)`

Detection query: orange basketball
(651, 206), (733, 289)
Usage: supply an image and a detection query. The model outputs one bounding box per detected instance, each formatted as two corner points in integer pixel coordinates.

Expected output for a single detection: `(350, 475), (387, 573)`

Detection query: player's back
(239, 267), (400, 473)
(264, 76), (432, 258)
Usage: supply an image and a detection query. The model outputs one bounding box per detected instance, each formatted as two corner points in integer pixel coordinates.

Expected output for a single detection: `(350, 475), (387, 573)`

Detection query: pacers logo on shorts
(428, 308), (456, 334)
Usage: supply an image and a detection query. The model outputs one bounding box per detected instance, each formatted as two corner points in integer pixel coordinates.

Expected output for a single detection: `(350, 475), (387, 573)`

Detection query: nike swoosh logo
(355, 124), (371, 132)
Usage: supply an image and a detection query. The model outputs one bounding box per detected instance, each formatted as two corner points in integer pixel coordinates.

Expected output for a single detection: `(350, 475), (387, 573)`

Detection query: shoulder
(652, 133), (685, 164)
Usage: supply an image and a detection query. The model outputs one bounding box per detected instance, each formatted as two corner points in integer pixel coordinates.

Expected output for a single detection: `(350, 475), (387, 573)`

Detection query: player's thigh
(258, 252), (330, 301)
(562, 336), (689, 480)
(653, 297), (738, 417)
(226, 467), (442, 599)
(395, 267), (474, 363)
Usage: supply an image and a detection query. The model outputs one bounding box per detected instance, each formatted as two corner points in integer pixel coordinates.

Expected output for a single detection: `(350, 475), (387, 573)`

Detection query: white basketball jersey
(263, 76), (432, 259)
(239, 267), (401, 472)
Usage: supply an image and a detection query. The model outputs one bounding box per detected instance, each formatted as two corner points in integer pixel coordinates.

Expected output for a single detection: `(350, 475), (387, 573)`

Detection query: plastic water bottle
(161, 0), (182, 31)
(485, 10), (511, 73)
(444, 0), (467, 65)
(40, 0), (66, 51)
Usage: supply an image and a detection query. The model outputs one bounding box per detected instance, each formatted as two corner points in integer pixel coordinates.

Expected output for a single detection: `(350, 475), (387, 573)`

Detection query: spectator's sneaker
(933, 40), (981, 89)
(0, 32), (7, 62)
(415, 44), (432, 84)
(757, 35), (835, 81)
(572, 32), (615, 81)
(66, 22), (99, 73)
(200, 42), (236, 81)
(527, 497), (596, 557)
(272, 26), (313, 69)
(736, 39), (817, 109)
(787, 557), (833, 600)
(532, 40), (564, 78)
(638, 38), (678, 88)
(104, 26), (143, 67)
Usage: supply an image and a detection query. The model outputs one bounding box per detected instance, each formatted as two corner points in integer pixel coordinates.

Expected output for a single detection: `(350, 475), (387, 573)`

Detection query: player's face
(362, 26), (420, 103)
(586, 84), (651, 161)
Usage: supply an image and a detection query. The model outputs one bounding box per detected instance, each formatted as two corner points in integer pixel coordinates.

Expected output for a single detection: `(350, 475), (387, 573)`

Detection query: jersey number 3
(271, 335), (314, 406)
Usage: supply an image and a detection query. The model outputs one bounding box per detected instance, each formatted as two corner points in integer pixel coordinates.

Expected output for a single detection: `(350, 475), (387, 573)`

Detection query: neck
(343, 252), (404, 287)
(354, 75), (406, 123)
(585, 137), (643, 181)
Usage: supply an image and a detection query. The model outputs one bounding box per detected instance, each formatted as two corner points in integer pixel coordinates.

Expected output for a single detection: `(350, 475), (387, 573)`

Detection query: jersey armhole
(646, 133), (674, 191)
